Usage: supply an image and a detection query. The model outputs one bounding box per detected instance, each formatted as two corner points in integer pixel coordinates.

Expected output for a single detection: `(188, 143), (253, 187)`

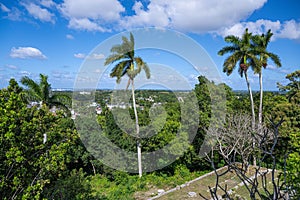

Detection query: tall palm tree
(104, 32), (150, 177)
(218, 28), (258, 129)
(251, 30), (281, 127)
(21, 74), (71, 114)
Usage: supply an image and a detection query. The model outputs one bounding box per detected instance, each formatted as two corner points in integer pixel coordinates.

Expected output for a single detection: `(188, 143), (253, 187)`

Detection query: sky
(0, 0), (300, 91)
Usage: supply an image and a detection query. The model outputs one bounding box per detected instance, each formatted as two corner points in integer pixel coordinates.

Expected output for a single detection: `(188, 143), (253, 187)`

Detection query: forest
(0, 29), (299, 199)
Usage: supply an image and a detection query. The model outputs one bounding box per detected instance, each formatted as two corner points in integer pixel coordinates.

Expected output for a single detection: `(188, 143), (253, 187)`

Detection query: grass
(150, 166), (280, 200)
(89, 165), (281, 199)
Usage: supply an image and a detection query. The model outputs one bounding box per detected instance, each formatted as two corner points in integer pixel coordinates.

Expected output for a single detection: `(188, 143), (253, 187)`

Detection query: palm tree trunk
(258, 72), (263, 128)
(244, 72), (255, 129)
(244, 71), (257, 166)
(131, 79), (142, 177)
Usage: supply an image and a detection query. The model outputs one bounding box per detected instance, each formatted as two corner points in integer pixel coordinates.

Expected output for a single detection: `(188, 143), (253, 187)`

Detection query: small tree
(202, 114), (290, 199)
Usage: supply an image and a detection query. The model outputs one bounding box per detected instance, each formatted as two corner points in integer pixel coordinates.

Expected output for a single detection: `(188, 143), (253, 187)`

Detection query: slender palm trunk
(244, 71), (257, 166)
(258, 72), (263, 128)
(244, 72), (255, 129)
(131, 79), (142, 177)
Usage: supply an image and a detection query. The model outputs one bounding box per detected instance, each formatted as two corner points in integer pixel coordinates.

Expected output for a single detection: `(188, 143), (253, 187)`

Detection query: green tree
(104, 32), (150, 177)
(21, 73), (71, 114)
(218, 28), (258, 130)
(276, 70), (300, 196)
(278, 70), (300, 103)
(251, 29), (281, 129)
(0, 79), (80, 199)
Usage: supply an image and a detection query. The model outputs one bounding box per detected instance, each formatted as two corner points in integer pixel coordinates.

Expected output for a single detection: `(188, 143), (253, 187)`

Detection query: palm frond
(247, 56), (261, 74)
(223, 54), (239, 76)
(21, 76), (41, 96)
(50, 94), (72, 107)
(224, 35), (240, 44)
(110, 60), (132, 83)
(264, 29), (273, 46)
(39, 74), (51, 103)
(218, 46), (239, 56)
(134, 57), (150, 79)
(268, 52), (282, 67)
(104, 54), (126, 66)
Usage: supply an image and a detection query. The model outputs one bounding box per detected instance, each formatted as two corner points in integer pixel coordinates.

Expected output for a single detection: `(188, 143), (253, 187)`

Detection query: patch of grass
(90, 165), (208, 200)
(156, 166), (280, 200)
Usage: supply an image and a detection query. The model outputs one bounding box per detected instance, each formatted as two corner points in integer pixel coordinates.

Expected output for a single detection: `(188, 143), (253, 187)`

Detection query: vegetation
(0, 30), (298, 199)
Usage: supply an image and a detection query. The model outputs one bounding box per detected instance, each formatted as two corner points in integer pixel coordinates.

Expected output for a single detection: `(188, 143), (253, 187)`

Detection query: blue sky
(0, 0), (299, 91)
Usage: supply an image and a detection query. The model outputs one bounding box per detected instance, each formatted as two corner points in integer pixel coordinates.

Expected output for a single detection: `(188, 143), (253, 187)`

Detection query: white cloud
(59, 0), (124, 31)
(18, 71), (31, 76)
(66, 34), (74, 39)
(95, 69), (102, 73)
(218, 20), (281, 38)
(74, 53), (86, 59)
(74, 53), (105, 60)
(3, 6), (22, 21)
(217, 19), (300, 40)
(120, 0), (267, 33)
(23, 3), (55, 23)
(265, 65), (291, 74)
(120, 1), (170, 29)
(68, 18), (107, 32)
(88, 53), (105, 60)
(0, 3), (10, 12)
(10, 47), (47, 59)
(6, 64), (18, 69)
(51, 70), (73, 80)
(277, 20), (300, 40)
(59, 0), (124, 21)
(40, 0), (56, 8)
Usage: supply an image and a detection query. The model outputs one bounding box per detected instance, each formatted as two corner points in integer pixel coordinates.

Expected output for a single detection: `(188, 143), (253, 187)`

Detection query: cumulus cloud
(217, 19), (300, 40)
(59, 0), (124, 31)
(120, 0), (267, 33)
(277, 20), (300, 40)
(10, 47), (47, 59)
(23, 3), (55, 23)
(68, 18), (108, 32)
(3, 0), (300, 41)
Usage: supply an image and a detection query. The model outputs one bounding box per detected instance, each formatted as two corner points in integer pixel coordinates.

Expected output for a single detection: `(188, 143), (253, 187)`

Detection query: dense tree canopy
(0, 79), (96, 199)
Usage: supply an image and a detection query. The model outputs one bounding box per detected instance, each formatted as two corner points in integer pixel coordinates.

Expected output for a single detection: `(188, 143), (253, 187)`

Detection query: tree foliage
(0, 79), (96, 199)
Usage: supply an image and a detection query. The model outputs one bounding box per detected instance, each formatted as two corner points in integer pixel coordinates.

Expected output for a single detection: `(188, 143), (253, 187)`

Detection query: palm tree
(104, 32), (150, 177)
(251, 30), (281, 127)
(218, 28), (258, 129)
(21, 74), (71, 114)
